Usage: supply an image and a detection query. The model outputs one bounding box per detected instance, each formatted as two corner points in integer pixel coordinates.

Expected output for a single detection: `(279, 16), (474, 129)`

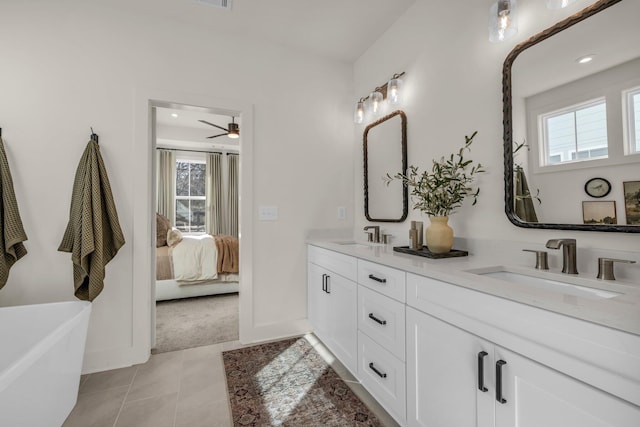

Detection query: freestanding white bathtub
(0, 301), (91, 427)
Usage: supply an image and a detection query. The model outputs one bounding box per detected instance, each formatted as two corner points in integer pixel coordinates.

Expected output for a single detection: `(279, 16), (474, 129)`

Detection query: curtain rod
(156, 147), (239, 155)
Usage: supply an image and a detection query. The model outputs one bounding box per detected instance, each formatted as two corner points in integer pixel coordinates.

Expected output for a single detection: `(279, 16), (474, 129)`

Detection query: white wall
(0, 1), (354, 372)
(354, 0), (640, 253)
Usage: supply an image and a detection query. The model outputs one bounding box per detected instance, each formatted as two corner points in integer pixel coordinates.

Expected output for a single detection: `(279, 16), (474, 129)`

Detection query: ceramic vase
(426, 216), (453, 254)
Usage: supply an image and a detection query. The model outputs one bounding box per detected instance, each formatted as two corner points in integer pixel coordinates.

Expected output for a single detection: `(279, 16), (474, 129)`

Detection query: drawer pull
(368, 274), (387, 284)
(368, 313), (387, 325)
(477, 351), (488, 392)
(496, 360), (507, 404)
(368, 362), (387, 379)
(321, 274), (327, 292)
(325, 275), (331, 294)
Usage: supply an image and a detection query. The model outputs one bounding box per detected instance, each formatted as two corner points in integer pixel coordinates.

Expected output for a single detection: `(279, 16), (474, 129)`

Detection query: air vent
(195, 0), (232, 10)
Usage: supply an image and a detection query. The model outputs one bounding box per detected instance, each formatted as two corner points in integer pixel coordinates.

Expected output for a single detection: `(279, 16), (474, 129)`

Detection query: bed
(155, 214), (239, 301)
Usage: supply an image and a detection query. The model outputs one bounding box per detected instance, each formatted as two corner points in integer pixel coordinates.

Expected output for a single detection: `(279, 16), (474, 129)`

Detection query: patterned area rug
(223, 337), (382, 426)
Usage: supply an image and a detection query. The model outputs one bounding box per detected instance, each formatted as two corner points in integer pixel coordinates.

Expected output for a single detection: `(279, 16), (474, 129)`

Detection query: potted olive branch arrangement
(385, 131), (485, 253)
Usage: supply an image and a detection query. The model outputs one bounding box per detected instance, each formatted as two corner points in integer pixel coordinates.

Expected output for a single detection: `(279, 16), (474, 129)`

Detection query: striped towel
(58, 140), (125, 301)
(0, 137), (28, 290)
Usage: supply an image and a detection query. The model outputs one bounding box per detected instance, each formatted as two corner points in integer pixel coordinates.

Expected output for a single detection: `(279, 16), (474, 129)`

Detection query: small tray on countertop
(393, 246), (468, 259)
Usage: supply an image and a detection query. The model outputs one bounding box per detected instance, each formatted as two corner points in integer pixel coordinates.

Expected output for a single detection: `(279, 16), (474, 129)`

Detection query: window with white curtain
(539, 98), (608, 166)
(175, 160), (206, 233)
(624, 86), (640, 154)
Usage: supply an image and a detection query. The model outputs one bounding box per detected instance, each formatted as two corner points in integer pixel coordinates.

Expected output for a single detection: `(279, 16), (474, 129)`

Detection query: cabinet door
(307, 262), (329, 340)
(324, 272), (358, 375)
(495, 347), (640, 427)
(406, 307), (494, 427)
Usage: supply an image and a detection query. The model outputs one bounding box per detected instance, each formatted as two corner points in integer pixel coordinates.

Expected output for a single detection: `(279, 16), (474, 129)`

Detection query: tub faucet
(364, 226), (380, 243)
(545, 238), (578, 274)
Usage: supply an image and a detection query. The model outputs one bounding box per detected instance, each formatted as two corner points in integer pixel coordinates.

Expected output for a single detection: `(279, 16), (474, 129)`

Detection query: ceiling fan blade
(198, 120), (228, 132)
(207, 133), (228, 139)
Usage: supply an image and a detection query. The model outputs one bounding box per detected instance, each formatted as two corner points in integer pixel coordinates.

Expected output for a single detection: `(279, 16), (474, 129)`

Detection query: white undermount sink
(467, 266), (622, 300)
(334, 241), (378, 248)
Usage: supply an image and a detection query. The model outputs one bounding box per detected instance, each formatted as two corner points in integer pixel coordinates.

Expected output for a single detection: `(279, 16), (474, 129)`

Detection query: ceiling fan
(198, 116), (239, 139)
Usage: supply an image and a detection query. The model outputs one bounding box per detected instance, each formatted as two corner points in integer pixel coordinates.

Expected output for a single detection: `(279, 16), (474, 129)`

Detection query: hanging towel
(514, 167), (539, 223)
(0, 137), (28, 290)
(58, 140), (125, 301)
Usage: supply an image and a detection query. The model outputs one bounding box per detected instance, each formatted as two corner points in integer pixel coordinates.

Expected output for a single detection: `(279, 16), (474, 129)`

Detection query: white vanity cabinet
(406, 273), (640, 427)
(307, 243), (640, 427)
(307, 246), (358, 375)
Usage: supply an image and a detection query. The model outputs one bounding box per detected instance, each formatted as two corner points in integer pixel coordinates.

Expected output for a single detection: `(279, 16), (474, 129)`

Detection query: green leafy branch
(385, 131), (485, 217)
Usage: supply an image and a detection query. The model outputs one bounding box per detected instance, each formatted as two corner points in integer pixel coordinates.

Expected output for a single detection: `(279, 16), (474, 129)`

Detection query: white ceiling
(156, 107), (236, 130)
(108, 0), (418, 62)
(513, 0), (640, 98)
(155, 107), (240, 151)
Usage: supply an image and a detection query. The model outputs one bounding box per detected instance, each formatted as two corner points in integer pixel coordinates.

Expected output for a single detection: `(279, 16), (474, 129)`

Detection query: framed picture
(582, 201), (617, 225)
(623, 181), (640, 225)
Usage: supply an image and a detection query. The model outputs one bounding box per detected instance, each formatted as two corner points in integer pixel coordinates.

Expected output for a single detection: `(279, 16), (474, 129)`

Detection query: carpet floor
(153, 293), (239, 354)
(223, 337), (382, 427)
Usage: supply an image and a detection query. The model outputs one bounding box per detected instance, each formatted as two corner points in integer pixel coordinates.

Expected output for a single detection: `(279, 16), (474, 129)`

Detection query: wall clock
(584, 177), (611, 198)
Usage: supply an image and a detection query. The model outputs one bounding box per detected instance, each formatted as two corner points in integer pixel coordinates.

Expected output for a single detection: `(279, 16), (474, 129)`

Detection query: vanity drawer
(308, 245), (357, 281)
(358, 259), (406, 302)
(358, 331), (406, 425)
(358, 285), (405, 361)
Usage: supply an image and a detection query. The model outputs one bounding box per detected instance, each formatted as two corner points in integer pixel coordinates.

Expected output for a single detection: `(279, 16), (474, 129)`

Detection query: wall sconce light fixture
(546, 0), (576, 9)
(387, 75), (404, 105)
(489, 0), (518, 43)
(354, 99), (366, 124)
(353, 72), (406, 124)
(368, 88), (384, 115)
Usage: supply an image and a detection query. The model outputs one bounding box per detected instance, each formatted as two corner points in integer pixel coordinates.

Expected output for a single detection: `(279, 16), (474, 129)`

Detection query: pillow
(167, 227), (183, 247)
(156, 213), (171, 247)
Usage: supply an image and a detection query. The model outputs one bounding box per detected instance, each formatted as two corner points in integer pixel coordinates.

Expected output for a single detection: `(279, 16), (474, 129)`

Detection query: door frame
(133, 88), (254, 364)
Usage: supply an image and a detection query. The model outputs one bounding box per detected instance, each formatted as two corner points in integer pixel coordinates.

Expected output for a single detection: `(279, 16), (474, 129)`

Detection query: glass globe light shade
(387, 77), (404, 105)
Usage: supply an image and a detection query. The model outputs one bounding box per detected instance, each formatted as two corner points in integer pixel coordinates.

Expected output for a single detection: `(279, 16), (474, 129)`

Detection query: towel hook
(90, 127), (99, 143)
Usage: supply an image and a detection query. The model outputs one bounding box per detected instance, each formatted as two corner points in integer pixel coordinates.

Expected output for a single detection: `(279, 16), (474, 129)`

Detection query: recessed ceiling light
(576, 55), (595, 64)
(171, 113), (179, 118)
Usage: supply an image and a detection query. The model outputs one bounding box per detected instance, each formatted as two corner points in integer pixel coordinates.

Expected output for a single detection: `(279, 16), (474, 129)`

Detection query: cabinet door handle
(368, 274), (387, 283)
(321, 274), (327, 292)
(325, 275), (330, 294)
(368, 362), (387, 378)
(496, 360), (507, 404)
(477, 351), (488, 392)
(368, 313), (387, 325)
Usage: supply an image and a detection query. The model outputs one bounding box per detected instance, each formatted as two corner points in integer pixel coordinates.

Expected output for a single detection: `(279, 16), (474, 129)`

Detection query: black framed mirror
(503, 0), (640, 232)
(364, 110), (408, 222)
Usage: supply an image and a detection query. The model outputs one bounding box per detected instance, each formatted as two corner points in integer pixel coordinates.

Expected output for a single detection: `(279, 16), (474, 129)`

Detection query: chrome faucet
(364, 226), (380, 243)
(545, 239), (578, 274)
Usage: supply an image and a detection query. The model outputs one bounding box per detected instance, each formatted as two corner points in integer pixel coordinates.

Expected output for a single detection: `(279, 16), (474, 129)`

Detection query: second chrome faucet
(545, 238), (578, 274)
(364, 226), (380, 243)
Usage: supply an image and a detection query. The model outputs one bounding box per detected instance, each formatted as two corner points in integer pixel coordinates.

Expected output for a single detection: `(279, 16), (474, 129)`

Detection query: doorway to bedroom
(151, 105), (240, 354)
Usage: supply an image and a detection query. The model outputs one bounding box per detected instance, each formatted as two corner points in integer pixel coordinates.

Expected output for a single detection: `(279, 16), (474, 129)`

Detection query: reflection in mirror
(364, 110), (408, 222)
(504, 0), (640, 232)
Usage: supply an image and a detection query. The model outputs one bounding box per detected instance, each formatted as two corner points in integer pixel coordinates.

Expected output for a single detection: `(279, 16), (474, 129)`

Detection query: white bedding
(155, 279), (238, 301)
(171, 235), (218, 281)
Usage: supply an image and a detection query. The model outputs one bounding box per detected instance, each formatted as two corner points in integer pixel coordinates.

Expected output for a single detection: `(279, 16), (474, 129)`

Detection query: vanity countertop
(307, 239), (640, 337)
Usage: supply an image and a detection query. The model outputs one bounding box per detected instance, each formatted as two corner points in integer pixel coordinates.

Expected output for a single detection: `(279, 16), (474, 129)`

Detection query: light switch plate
(258, 206), (278, 221)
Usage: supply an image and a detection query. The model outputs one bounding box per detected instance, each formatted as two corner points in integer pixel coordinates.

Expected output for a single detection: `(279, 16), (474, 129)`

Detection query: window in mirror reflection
(624, 87), (640, 153)
(540, 98), (608, 165)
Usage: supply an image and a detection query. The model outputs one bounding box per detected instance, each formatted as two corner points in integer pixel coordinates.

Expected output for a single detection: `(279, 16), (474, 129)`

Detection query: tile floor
(63, 334), (399, 427)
